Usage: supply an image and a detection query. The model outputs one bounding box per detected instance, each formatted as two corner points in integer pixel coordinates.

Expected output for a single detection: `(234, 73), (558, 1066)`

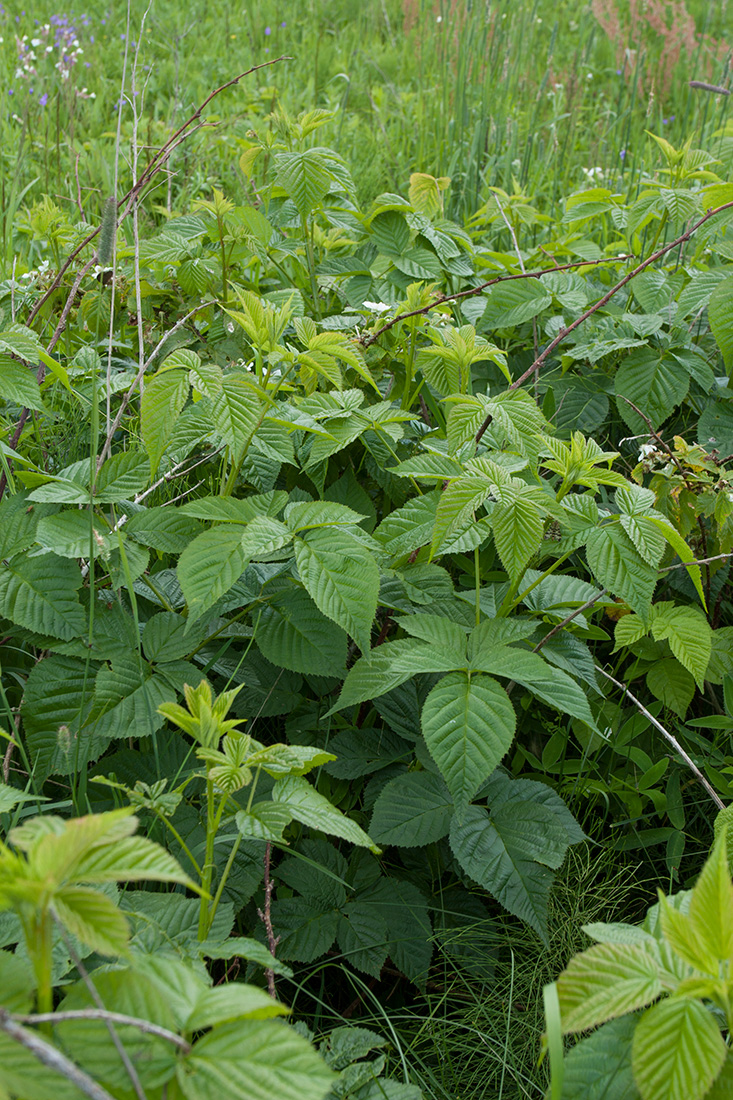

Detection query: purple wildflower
(38, 91), (47, 105)
(264, 25), (271, 34)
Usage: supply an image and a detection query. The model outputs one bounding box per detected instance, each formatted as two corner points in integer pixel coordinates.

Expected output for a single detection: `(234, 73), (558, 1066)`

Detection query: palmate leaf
(615, 348), (689, 432)
(337, 901), (389, 977)
(72, 834), (198, 888)
(211, 375), (263, 462)
(491, 490), (544, 581)
(186, 985), (288, 1030)
(293, 528), (379, 653)
(586, 524), (657, 616)
(632, 998), (726, 1100)
(650, 604), (712, 689)
(556, 943), (664, 1033)
(469, 644), (598, 728)
(91, 655), (176, 740)
(421, 671), (516, 812)
(94, 451), (150, 502)
(274, 148), (340, 219)
(178, 1019), (335, 1100)
(709, 273), (733, 372)
(52, 884), (131, 956)
(329, 637), (464, 713)
(0, 354), (45, 410)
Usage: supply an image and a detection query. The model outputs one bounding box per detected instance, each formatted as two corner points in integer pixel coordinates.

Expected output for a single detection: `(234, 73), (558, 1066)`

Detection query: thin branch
(473, 199), (733, 439)
(660, 551), (732, 573)
(257, 841), (281, 998)
(359, 256), (631, 347)
(132, 447), (224, 506)
(533, 589), (611, 653)
(0, 1009), (117, 1100)
(595, 665), (725, 811)
(54, 919), (147, 1100)
(25, 56), (291, 329)
(11, 1010), (190, 1053)
(96, 302), (214, 470)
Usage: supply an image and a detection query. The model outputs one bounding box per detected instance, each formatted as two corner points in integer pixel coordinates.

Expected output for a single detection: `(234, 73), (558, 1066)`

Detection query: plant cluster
(0, 28), (732, 1100)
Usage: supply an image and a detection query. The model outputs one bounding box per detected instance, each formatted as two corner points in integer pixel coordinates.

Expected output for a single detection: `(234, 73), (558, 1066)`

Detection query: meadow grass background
(1, 0), (731, 260)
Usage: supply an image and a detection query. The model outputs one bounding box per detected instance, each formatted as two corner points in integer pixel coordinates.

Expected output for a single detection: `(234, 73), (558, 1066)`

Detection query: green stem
(502, 547), (576, 616)
(207, 767), (261, 933)
(301, 215), (320, 319)
(198, 770), (216, 941)
(474, 545), (481, 627)
(32, 912), (54, 1032)
(152, 808), (202, 878)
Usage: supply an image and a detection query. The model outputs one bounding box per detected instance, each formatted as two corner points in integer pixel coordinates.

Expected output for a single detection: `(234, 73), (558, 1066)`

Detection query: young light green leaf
(632, 998), (726, 1100)
(272, 776), (380, 853)
(556, 943), (663, 1033)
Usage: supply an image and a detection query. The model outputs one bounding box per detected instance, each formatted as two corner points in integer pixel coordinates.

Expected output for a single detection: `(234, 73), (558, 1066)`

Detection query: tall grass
(0, 0), (730, 262)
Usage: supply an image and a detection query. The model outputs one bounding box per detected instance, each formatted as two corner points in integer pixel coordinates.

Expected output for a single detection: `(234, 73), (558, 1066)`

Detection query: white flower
(638, 443), (656, 460)
(586, 72), (593, 79)
(436, 14), (442, 22)
(363, 300), (390, 313)
(581, 166), (604, 181)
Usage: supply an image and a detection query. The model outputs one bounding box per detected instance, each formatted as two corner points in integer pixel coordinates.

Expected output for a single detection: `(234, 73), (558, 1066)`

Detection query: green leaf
(272, 776), (380, 853)
(141, 368), (190, 474)
(257, 587), (348, 676)
(586, 525), (657, 616)
(492, 491), (544, 582)
(687, 831), (733, 966)
(556, 943), (663, 1033)
(91, 655), (175, 740)
(421, 671), (516, 812)
(449, 803), (559, 941)
(52, 885), (131, 956)
(706, 1054), (733, 1099)
(337, 900), (389, 977)
(94, 451), (150, 503)
(73, 834), (197, 888)
(615, 349), (689, 432)
(632, 998), (726, 1100)
(330, 638), (465, 714)
(178, 1019), (335, 1100)
(236, 802), (293, 842)
(709, 273), (733, 372)
(470, 645), (598, 729)
(370, 771), (454, 847)
(646, 659), (695, 717)
(178, 525), (249, 622)
(274, 149), (339, 219)
(186, 985), (289, 1030)
(294, 528), (379, 653)
(0, 554), (86, 639)
(212, 375), (263, 462)
(650, 605), (712, 689)
(559, 1015), (640, 1100)
(0, 355), (45, 410)
(361, 877), (433, 986)
(479, 279), (552, 328)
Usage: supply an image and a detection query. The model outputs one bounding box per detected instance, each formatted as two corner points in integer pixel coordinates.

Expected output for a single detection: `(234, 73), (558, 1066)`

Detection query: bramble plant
(546, 817), (733, 1100)
(1, 4), (733, 1096)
